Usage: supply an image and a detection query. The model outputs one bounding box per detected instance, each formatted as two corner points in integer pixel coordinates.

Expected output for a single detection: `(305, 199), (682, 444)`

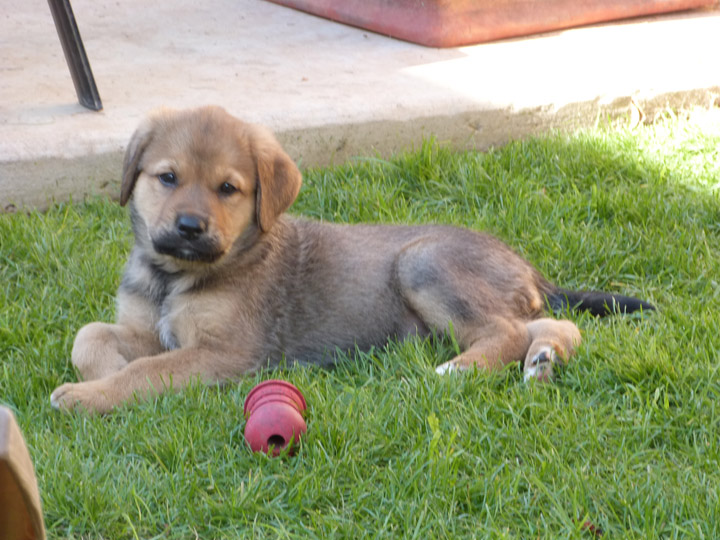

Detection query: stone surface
(1, 0), (719, 210)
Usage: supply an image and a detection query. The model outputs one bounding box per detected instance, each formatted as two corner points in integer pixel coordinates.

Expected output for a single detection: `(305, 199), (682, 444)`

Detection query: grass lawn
(1, 112), (719, 539)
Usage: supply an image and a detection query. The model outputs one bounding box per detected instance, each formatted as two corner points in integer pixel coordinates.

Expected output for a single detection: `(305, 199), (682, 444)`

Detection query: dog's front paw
(50, 381), (115, 414)
(523, 346), (557, 383)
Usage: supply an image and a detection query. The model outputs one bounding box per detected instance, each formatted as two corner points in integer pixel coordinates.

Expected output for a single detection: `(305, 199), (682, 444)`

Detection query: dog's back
(250, 216), (551, 366)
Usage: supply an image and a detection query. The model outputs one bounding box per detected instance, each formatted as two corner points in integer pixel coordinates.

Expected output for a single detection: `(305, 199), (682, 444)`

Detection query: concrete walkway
(1, 0), (719, 210)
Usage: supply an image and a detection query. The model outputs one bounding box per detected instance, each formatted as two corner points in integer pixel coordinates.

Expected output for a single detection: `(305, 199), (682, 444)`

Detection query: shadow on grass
(1, 117), (719, 538)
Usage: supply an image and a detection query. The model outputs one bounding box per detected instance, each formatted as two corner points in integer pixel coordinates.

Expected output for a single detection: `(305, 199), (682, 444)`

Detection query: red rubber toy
(243, 380), (307, 456)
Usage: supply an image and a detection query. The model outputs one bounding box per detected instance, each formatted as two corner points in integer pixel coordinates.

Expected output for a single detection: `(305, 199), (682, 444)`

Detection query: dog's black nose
(176, 214), (208, 240)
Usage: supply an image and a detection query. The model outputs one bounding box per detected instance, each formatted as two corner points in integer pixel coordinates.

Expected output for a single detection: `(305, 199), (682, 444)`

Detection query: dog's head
(120, 106), (302, 265)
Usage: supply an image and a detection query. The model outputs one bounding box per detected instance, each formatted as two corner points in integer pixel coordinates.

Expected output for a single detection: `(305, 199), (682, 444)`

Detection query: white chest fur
(155, 274), (197, 351)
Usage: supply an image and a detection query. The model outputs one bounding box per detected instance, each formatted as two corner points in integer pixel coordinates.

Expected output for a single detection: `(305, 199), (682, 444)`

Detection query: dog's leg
(51, 347), (244, 414)
(434, 316), (532, 374)
(396, 237), (541, 375)
(71, 322), (163, 381)
(522, 318), (581, 382)
(395, 238), (579, 378)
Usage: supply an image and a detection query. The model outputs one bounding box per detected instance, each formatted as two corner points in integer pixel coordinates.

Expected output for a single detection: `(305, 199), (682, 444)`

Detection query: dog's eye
(219, 182), (238, 196)
(158, 172), (178, 187)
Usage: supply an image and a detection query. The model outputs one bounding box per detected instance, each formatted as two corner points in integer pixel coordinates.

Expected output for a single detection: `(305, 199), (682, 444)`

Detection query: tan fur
(50, 106), (583, 414)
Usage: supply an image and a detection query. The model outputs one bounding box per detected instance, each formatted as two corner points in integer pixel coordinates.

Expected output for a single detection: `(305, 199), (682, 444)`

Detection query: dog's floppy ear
(251, 127), (302, 232)
(120, 118), (155, 206)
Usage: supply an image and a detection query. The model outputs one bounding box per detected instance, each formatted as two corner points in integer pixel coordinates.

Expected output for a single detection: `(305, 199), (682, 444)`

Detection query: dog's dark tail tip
(548, 288), (655, 317)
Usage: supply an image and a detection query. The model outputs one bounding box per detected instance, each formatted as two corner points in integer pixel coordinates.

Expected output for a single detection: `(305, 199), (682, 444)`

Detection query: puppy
(50, 106), (653, 413)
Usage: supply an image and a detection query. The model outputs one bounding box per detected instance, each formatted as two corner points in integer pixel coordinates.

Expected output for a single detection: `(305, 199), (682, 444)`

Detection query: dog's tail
(548, 288), (655, 317)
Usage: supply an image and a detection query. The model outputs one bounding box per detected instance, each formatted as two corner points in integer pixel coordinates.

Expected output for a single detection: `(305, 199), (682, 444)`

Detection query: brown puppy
(50, 106), (653, 413)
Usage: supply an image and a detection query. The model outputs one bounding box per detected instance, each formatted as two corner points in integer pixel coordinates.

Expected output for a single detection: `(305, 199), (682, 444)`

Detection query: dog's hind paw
(435, 361), (458, 375)
(523, 346), (557, 383)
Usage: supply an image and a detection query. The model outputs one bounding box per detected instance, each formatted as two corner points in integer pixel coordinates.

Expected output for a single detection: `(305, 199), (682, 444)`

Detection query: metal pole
(47, 0), (103, 111)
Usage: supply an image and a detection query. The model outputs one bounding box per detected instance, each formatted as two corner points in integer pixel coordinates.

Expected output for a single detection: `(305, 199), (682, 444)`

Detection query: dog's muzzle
(151, 213), (223, 263)
(176, 213), (207, 241)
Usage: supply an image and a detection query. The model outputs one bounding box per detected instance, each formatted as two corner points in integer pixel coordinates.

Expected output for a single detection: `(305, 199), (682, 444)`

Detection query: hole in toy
(268, 434), (286, 448)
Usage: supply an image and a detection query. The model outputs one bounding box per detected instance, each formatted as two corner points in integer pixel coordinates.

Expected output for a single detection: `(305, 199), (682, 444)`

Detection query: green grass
(2, 113), (720, 538)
